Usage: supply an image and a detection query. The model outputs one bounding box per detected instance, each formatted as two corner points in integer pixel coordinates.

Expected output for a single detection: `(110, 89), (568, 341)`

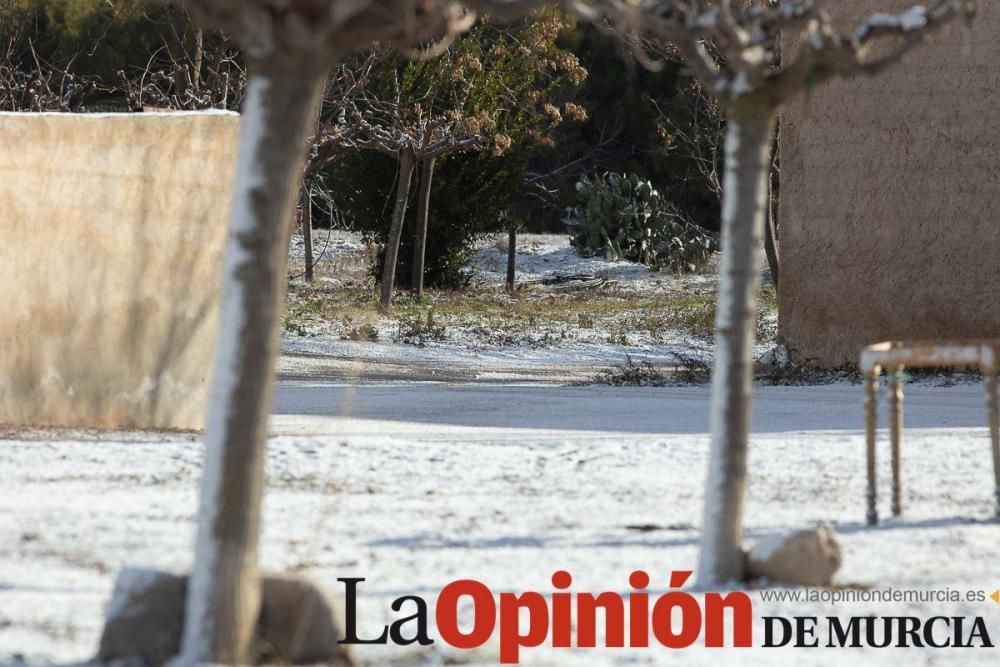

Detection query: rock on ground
(746, 525), (843, 587)
(97, 568), (352, 665)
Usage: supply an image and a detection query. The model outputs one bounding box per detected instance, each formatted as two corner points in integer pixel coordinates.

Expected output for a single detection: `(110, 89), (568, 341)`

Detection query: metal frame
(860, 340), (1000, 525)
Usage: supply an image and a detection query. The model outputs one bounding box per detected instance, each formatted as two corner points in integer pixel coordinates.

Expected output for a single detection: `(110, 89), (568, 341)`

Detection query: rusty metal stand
(864, 368), (880, 526)
(889, 368), (904, 517)
(861, 340), (1000, 524)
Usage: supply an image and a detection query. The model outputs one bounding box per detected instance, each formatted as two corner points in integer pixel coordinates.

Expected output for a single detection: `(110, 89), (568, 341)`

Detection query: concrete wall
(0, 112), (239, 429)
(779, 1), (1000, 367)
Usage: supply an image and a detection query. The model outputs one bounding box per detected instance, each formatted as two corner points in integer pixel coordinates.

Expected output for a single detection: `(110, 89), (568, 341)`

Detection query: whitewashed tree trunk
(178, 60), (325, 664)
(698, 110), (776, 587)
(379, 147), (416, 312)
(411, 156), (436, 298)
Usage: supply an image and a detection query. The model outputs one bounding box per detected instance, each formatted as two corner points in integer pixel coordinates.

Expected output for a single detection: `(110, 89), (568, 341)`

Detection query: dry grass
(284, 230), (778, 348)
(284, 276), (779, 349)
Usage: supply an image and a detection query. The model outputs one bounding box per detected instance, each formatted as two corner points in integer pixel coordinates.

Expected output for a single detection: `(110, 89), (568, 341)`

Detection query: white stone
(747, 525), (843, 587)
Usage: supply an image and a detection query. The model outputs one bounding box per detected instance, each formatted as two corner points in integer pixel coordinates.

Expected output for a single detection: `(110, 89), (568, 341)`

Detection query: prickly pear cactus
(564, 172), (717, 273)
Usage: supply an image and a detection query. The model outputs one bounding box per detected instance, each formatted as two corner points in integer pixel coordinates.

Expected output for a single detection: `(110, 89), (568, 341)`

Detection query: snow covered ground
(288, 231), (711, 290)
(468, 234), (704, 288)
(2, 382), (999, 665)
(2, 233), (995, 665)
(282, 232), (765, 382)
(279, 334), (709, 385)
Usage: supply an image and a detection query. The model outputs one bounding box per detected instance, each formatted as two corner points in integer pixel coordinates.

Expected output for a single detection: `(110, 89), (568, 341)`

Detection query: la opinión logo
(336, 571), (998, 662)
(338, 570), (753, 663)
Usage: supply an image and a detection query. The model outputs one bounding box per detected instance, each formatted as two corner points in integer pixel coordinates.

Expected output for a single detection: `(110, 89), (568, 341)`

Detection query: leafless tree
(294, 49), (491, 302)
(653, 83), (780, 291)
(0, 17), (98, 112)
(294, 56), (379, 282)
(305, 32), (578, 308)
(301, 15), (586, 300)
(159, 0), (548, 662)
(590, 0), (975, 586)
(167, 3), (205, 99)
(0, 1), (245, 112)
(329, 80), (489, 310)
(116, 5), (247, 110)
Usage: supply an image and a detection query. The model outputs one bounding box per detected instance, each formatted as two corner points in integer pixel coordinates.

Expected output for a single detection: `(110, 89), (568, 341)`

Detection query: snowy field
(282, 232), (766, 382)
(2, 234), (997, 665)
(2, 382), (1000, 665)
(287, 231), (706, 289)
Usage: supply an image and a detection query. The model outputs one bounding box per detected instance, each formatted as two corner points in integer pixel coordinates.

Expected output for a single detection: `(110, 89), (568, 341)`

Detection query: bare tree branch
(580, 0), (975, 110)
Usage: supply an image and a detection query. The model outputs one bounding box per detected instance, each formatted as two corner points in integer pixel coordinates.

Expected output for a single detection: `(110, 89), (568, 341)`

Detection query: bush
(396, 310), (446, 346)
(564, 172), (717, 272)
(594, 355), (669, 387)
(592, 353), (711, 387)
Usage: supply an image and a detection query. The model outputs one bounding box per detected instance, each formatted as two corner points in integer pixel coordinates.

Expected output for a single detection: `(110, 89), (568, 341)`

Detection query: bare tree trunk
(301, 186), (314, 283)
(411, 156), (435, 298)
(178, 60), (325, 664)
(763, 130), (780, 295)
(763, 187), (779, 295)
(190, 27), (203, 92)
(506, 224), (516, 291)
(168, 5), (203, 98)
(697, 110), (776, 587)
(379, 147), (416, 312)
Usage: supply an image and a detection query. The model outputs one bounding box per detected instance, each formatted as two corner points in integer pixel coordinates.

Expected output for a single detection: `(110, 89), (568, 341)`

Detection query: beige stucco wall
(0, 112), (239, 429)
(779, 1), (1000, 367)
